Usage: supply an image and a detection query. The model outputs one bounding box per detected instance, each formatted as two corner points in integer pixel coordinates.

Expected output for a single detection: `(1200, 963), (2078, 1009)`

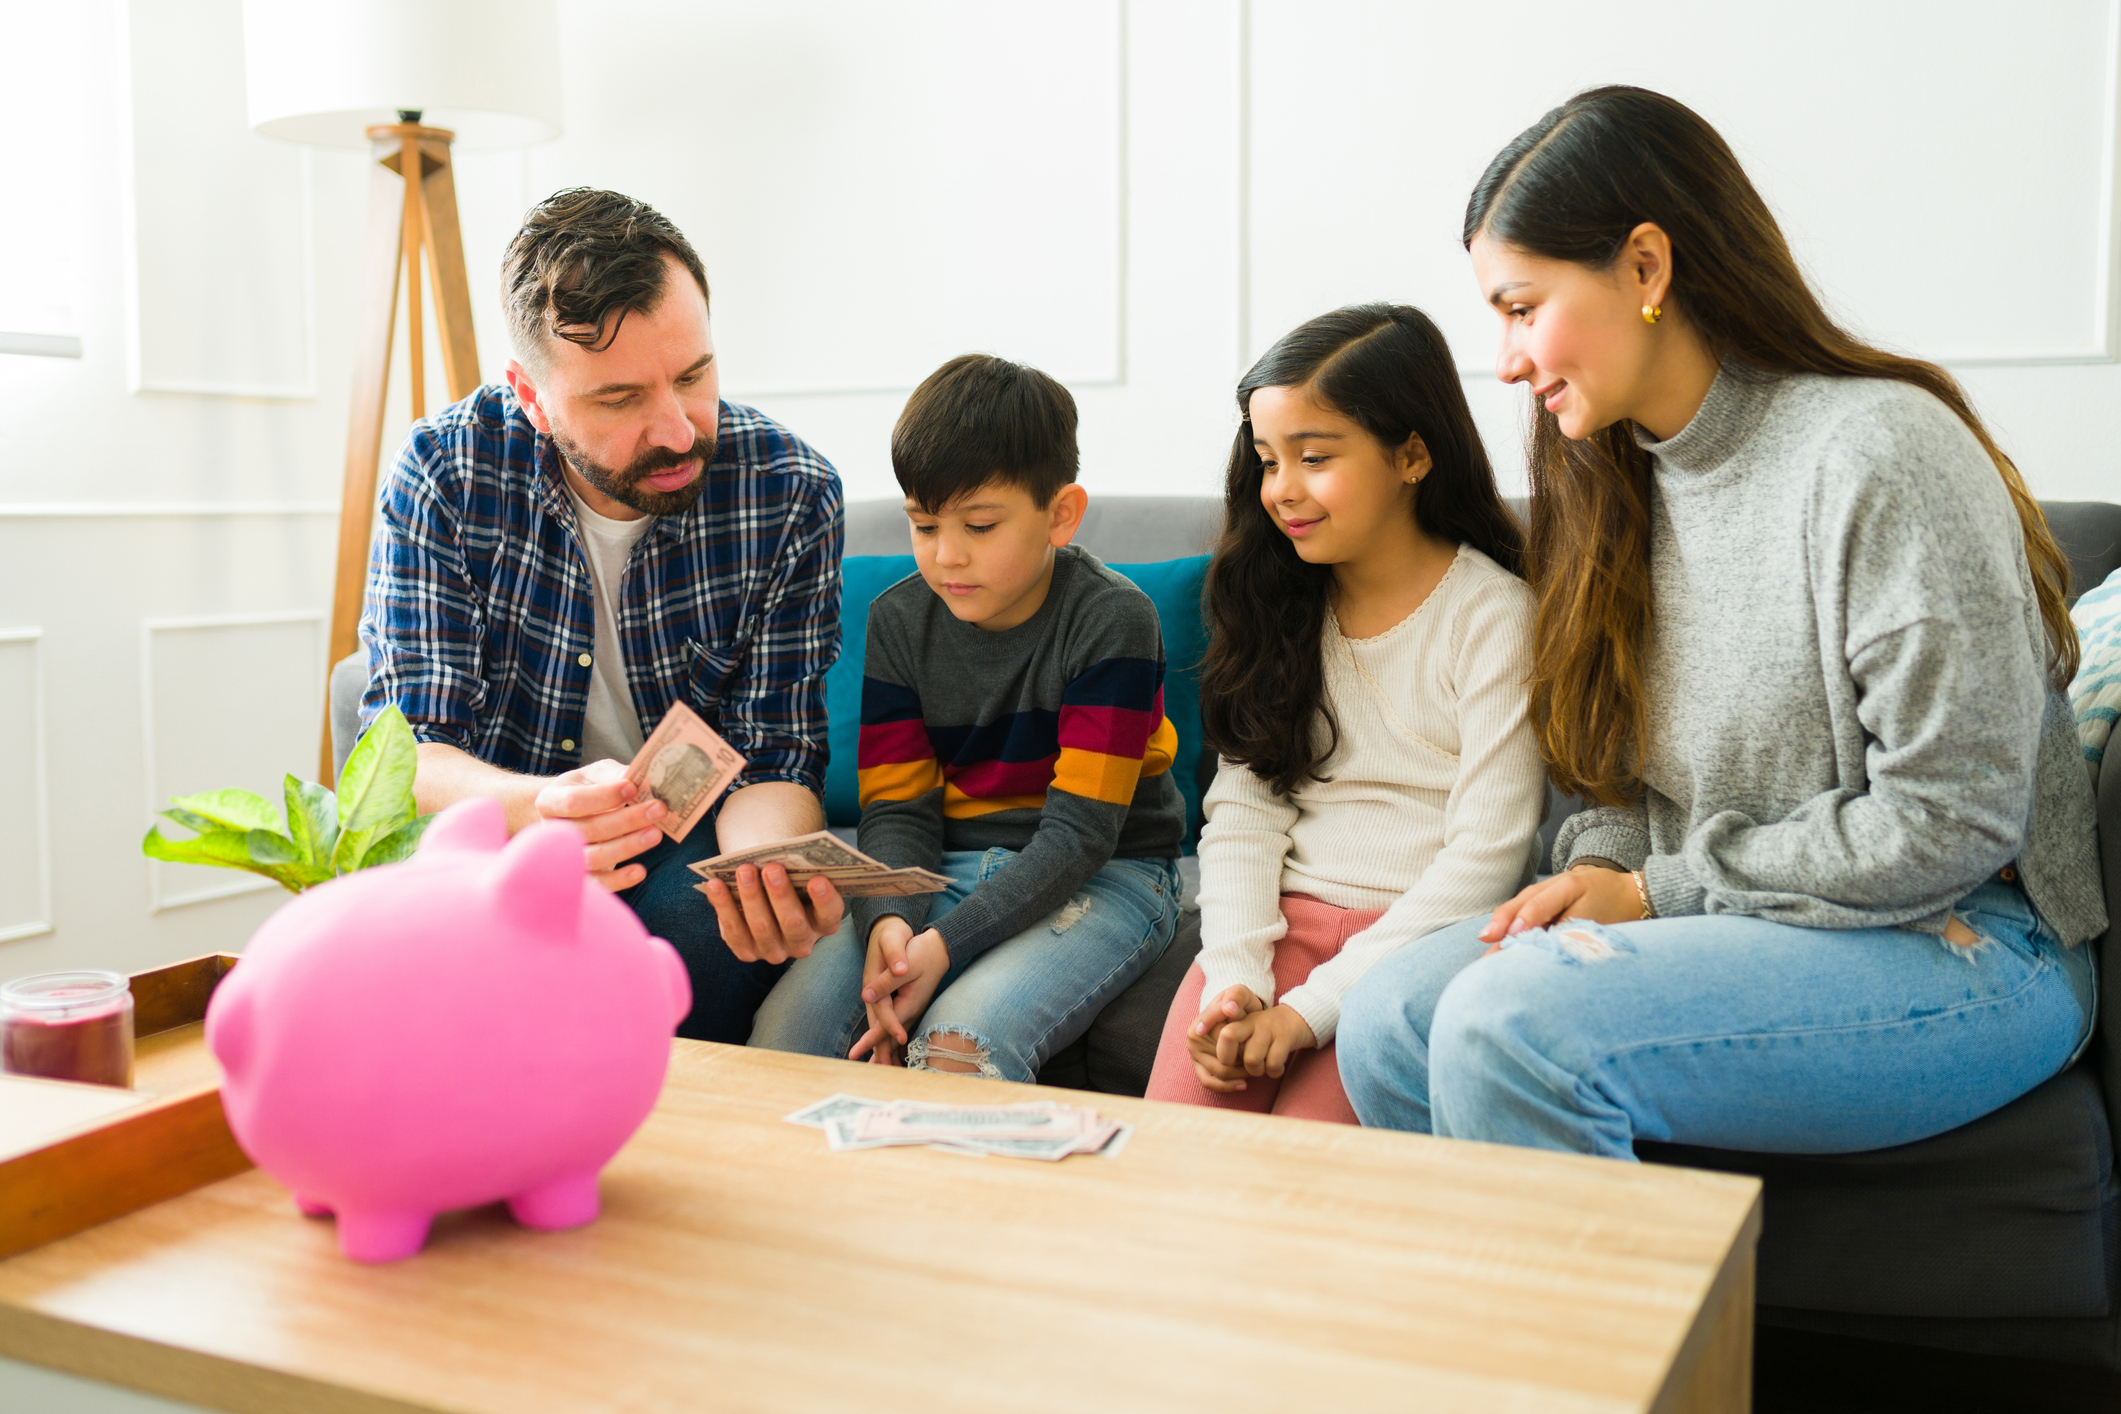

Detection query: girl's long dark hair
(1468, 85), (2078, 808)
(1199, 304), (1522, 796)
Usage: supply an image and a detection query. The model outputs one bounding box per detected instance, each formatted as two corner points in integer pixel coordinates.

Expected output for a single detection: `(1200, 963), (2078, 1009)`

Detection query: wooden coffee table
(0, 1042), (1761, 1413)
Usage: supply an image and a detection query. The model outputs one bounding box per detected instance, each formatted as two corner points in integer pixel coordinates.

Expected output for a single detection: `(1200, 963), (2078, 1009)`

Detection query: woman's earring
(1641, 304), (1663, 325)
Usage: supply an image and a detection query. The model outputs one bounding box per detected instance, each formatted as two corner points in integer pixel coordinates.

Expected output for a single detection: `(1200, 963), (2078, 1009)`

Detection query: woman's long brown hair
(1465, 85), (2079, 808)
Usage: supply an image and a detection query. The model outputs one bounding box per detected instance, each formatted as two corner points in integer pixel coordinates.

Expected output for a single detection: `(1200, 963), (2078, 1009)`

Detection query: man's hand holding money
(533, 759), (670, 892)
(701, 863), (845, 966)
(849, 917), (949, 1064)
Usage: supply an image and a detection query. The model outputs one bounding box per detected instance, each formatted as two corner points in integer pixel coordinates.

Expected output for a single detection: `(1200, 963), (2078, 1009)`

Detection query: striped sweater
(852, 545), (1185, 963)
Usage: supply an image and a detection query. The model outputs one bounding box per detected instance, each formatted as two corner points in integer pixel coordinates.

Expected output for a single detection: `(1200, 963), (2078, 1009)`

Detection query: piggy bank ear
(490, 819), (587, 942)
(419, 797), (511, 857)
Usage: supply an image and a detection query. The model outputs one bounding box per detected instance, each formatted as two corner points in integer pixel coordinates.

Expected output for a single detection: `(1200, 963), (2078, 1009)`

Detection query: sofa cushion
(824, 555), (919, 825)
(822, 552), (1213, 847)
(1039, 904), (1201, 1095)
(1640, 1064), (2118, 1319)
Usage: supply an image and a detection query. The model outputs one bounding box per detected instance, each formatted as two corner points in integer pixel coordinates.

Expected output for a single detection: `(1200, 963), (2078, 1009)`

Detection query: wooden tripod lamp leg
(317, 123), (482, 786)
(317, 134), (408, 785)
(420, 135), (482, 403)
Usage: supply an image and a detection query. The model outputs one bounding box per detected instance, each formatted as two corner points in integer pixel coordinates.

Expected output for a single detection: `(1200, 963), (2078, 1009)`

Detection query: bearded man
(359, 188), (845, 1043)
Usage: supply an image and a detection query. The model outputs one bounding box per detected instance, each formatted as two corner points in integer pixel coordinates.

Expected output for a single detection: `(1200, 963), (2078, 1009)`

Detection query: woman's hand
(1480, 863), (1646, 943)
(1186, 985), (1265, 1092)
(1214, 1003), (1317, 1081)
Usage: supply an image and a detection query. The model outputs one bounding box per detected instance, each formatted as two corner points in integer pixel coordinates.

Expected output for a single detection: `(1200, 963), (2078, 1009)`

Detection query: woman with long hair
(1143, 303), (1547, 1122)
(1337, 87), (2104, 1157)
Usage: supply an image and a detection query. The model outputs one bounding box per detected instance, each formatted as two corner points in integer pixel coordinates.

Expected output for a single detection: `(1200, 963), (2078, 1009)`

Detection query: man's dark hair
(891, 355), (1079, 512)
(502, 188), (709, 370)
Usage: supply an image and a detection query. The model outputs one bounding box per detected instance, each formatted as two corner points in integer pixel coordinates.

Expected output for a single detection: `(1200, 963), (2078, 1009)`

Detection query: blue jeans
(749, 849), (1182, 1082)
(619, 823), (789, 1045)
(1336, 879), (2096, 1158)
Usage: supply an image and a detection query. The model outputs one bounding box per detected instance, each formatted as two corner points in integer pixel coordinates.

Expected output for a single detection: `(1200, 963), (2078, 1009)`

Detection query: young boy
(748, 354), (1186, 1078)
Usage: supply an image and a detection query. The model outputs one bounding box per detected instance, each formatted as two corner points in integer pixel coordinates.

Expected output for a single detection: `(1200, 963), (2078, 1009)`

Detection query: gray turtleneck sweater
(1555, 365), (2106, 944)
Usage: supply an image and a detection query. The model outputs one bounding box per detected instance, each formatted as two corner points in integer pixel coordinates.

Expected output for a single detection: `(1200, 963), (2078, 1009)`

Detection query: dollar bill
(782, 1093), (888, 1130)
(625, 702), (745, 844)
(786, 1094), (1130, 1162)
(687, 830), (950, 897)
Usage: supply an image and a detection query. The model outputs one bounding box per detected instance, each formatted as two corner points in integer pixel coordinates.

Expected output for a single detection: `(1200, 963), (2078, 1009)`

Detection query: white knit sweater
(1194, 545), (1547, 1043)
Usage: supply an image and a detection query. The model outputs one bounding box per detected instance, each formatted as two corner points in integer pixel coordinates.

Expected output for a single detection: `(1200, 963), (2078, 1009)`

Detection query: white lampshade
(242, 0), (563, 150)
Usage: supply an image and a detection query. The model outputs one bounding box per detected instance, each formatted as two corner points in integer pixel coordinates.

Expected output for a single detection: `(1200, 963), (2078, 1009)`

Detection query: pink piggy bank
(205, 796), (691, 1263)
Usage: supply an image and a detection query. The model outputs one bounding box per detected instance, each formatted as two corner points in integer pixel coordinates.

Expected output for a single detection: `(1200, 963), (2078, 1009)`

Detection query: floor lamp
(240, 0), (562, 783)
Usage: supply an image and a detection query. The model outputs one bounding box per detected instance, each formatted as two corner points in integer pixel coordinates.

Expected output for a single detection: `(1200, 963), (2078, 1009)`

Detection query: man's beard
(551, 424), (714, 517)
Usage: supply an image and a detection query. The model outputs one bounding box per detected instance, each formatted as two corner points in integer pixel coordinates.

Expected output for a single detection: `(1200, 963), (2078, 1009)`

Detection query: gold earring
(1642, 304), (1663, 325)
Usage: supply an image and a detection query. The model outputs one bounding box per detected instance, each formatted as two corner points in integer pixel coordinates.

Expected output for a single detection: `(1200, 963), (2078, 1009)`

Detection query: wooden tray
(0, 953), (249, 1260)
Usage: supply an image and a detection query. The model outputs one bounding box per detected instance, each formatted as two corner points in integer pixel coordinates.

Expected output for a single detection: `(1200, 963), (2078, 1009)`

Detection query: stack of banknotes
(691, 830), (950, 898)
(784, 1094), (1132, 1161)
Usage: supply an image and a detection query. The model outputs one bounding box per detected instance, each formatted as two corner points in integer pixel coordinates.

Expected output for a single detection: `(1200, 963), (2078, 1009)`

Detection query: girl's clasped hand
(1185, 985), (1317, 1093)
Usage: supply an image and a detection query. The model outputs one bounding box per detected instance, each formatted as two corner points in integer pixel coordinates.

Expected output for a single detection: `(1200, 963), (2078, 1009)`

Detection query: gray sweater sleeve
(1641, 400), (2044, 927)
(1557, 802), (1651, 871)
(849, 623), (946, 945)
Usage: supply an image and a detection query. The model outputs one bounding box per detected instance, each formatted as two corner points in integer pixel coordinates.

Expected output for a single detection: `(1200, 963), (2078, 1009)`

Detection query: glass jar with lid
(1, 971), (135, 1088)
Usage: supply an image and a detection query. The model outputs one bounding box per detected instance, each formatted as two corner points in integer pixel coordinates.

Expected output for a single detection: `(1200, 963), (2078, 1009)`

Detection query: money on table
(783, 1094), (1130, 1161)
(626, 701), (746, 844)
(688, 830), (950, 898)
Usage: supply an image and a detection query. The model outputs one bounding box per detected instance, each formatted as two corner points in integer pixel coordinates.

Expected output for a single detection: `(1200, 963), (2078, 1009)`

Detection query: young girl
(1143, 304), (1547, 1122)
(1337, 86), (2102, 1158)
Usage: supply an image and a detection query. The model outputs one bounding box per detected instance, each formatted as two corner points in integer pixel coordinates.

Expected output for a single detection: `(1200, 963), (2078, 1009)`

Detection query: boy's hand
(1214, 1003), (1316, 1081)
(1186, 985), (1265, 1092)
(849, 921), (950, 1062)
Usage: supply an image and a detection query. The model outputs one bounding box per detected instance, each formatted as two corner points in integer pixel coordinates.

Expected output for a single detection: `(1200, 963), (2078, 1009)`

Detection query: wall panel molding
(140, 611), (325, 913)
(0, 502), (337, 520)
(1238, 0), (2121, 376)
(117, 0), (317, 401)
(0, 333), (83, 360)
(0, 630), (53, 945)
(687, 1), (1128, 402)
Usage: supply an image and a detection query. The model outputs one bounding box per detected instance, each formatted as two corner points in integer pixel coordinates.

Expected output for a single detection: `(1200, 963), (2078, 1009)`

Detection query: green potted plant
(142, 706), (434, 893)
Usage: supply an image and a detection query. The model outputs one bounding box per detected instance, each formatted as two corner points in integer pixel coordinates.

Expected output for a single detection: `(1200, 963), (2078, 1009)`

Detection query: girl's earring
(1641, 304), (1663, 325)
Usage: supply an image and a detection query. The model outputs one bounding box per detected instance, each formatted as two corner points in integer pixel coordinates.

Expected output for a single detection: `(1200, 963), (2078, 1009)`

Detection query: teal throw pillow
(824, 555), (917, 827)
(822, 552), (1214, 853)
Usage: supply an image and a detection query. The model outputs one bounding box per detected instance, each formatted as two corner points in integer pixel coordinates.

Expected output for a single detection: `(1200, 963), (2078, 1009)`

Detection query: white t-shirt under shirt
(563, 486), (654, 765)
(1191, 544), (1548, 1044)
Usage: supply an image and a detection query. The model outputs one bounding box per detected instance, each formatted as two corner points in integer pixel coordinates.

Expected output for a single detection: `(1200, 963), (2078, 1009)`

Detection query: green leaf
(158, 806), (224, 834)
(334, 706), (418, 870)
(356, 812), (436, 869)
(283, 774), (339, 867)
(142, 824), (255, 871)
(165, 788), (282, 834)
(245, 828), (301, 866)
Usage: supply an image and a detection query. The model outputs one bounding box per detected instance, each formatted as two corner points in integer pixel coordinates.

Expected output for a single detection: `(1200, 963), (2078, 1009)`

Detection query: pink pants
(1144, 894), (1380, 1124)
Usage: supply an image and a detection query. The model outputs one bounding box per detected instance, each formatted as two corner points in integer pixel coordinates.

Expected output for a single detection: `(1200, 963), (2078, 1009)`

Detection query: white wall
(1, 0), (2117, 981)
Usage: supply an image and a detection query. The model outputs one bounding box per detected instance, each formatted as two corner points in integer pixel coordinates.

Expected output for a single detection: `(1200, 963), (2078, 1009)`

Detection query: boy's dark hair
(891, 355), (1078, 512)
(502, 188), (709, 370)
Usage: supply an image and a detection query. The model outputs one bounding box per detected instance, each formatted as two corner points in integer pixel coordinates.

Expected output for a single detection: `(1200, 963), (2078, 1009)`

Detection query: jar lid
(2, 970), (130, 1017)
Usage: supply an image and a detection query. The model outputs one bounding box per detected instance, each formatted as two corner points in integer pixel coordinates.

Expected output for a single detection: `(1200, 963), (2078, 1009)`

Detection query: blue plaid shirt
(359, 384), (843, 792)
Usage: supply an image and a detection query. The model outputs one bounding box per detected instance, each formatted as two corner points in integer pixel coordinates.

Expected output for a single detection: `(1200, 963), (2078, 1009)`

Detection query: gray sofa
(331, 493), (2121, 1368)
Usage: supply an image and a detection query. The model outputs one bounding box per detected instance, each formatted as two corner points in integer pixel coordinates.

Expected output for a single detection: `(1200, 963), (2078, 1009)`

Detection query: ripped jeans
(1336, 877), (2096, 1158)
(748, 849), (1181, 1082)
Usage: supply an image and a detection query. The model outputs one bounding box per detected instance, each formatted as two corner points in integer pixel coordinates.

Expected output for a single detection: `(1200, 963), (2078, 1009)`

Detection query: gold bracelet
(1632, 870), (1655, 920)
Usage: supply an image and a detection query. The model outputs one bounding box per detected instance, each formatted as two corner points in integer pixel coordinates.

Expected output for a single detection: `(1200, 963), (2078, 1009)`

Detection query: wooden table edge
(0, 1301), (422, 1414)
(1653, 1182), (1764, 1414)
